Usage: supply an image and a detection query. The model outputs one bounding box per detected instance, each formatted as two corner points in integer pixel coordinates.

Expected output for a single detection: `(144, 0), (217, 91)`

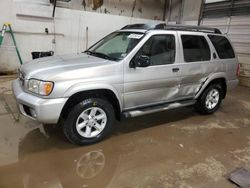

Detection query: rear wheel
(195, 83), (223, 114)
(62, 98), (115, 145)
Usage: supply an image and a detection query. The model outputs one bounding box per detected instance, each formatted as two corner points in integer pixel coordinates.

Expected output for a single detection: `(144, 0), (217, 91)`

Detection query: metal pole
(86, 27), (89, 50)
(163, 0), (167, 21)
(198, 0), (206, 26)
(226, 0), (234, 34)
(52, 0), (57, 17)
(167, 0), (172, 24)
(178, 0), (184, 24)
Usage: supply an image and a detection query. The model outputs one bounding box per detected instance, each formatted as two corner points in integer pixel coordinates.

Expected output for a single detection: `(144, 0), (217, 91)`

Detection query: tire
(62, 98), (115, 145)
(195, 83), (223, 114)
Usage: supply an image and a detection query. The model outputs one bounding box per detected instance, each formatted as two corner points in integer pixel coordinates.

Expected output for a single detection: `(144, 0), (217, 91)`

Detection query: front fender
(195, 72), (227, 99)
(63, 82), (123, 110)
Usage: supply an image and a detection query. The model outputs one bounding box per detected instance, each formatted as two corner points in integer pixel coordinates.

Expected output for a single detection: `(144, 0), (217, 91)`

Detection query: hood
(20, 53), (113, 80)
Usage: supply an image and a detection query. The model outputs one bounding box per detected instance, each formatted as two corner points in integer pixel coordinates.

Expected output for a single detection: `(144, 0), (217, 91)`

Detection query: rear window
(208, 35), (235, 59)
(181, 35), (211, 62)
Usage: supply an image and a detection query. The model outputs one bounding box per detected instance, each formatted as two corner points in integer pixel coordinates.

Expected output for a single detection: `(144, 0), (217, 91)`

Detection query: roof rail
(121, 23), (222, 34)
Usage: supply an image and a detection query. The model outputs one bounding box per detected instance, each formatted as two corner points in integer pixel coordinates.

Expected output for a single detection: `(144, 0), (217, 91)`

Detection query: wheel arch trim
(63, 82), (123, 111)
(195, 72), (227, 99)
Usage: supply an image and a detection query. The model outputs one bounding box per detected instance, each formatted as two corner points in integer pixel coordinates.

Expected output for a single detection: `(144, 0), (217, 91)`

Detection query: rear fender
(195, 72), (227, 99)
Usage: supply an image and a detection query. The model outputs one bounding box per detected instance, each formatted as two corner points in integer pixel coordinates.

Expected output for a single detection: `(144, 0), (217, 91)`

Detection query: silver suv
(13, 23), (239, 145)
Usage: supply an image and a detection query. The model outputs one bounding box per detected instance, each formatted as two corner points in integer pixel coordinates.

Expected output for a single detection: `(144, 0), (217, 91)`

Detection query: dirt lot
(0, 77), (249, 188)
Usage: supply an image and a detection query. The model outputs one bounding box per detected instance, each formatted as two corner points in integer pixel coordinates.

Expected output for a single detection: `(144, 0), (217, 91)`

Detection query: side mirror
(130, 55), (150, 68)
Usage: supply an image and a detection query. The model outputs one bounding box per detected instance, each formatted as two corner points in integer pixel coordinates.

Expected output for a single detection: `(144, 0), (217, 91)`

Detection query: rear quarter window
(208, 35), (235, 59)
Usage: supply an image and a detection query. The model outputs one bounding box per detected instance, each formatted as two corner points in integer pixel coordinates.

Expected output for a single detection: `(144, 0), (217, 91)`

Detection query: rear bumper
(12, 79), (68, 124)
(227, 79), (239, 90)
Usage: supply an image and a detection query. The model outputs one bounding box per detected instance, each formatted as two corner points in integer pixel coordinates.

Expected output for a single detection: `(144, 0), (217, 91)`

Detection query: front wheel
(62, 98), (115, 145)
(195, 84), (223, 114)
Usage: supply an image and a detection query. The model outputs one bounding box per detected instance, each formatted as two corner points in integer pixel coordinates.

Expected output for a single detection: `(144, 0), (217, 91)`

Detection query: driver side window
(135, 34), (176, 66)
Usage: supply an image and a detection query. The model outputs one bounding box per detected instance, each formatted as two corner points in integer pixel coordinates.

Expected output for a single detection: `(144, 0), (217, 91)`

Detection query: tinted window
(181, 35), (211, 62)
(135, 35), (175, 66)
(208, 35), (235, 59)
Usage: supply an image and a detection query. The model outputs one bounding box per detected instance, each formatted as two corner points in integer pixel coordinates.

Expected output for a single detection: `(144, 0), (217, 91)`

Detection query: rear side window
(181, 35), (211, 62)
(208, 35), (235, 59)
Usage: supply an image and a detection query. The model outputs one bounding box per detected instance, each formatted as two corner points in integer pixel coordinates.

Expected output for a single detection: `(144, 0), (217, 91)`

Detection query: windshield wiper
(85, 50), (118, 61)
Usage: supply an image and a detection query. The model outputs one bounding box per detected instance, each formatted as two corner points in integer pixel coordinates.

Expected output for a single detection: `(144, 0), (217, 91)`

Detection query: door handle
(172, 68), (180, 73)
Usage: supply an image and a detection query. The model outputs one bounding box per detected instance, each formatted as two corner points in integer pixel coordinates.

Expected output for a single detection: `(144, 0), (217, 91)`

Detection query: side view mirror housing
(130, 55), (150, 68)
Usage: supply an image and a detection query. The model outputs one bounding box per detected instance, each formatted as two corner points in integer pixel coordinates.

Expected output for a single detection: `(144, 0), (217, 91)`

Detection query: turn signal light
(41, 82), (54, 96)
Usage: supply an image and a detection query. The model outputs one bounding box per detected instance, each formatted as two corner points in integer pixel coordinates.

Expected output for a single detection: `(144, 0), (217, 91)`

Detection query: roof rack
(121, 23), (222, 34)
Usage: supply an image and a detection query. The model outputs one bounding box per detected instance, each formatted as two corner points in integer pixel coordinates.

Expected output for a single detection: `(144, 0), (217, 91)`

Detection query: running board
(123, 100), (196, 118)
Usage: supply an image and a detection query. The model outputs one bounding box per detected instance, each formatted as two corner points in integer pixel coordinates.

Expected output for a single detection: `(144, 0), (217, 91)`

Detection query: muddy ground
(0, 77), (249, 188)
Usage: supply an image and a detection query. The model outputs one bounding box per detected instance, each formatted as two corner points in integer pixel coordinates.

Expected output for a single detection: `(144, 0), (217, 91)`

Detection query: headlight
(28, 79), (54, 96)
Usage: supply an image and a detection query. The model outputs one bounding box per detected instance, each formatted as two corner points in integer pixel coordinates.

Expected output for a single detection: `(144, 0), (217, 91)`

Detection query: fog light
(30, 108), (37, 118)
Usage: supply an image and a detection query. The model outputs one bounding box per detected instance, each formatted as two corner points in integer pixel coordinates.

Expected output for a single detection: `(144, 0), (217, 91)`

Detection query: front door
(123, 32), (181, 110)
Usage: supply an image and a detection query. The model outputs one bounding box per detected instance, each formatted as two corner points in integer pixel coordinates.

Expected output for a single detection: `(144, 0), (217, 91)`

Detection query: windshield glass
(86, 32), (144, 61)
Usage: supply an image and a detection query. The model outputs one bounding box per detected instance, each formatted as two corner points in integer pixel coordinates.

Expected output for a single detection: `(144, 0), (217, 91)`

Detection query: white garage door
(202, 16), (250, 87)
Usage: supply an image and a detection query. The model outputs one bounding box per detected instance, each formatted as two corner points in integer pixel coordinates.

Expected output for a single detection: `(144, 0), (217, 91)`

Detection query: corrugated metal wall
(201, 0), (250, 87)
(203, 0), (250, 18)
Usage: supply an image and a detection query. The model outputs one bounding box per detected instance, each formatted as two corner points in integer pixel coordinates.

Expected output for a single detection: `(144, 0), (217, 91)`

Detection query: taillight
(236, 64), (240, 77)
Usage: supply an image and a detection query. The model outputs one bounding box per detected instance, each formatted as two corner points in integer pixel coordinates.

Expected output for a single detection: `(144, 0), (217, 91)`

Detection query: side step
(123, 100), (196, 118)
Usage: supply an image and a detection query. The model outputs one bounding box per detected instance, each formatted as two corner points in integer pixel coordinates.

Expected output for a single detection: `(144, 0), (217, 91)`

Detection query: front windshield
(86, 32), (145, 61)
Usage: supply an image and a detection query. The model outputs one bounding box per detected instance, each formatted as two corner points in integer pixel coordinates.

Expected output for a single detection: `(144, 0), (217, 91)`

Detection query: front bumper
(12, 79), (68, 124)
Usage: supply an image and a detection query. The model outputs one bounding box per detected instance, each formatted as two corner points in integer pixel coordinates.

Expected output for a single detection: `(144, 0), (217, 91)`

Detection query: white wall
(61, 0), (165, 20)
(0, 1), (161, 73)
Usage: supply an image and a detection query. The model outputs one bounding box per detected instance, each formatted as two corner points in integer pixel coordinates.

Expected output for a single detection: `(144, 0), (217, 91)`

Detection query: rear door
(177, 32), (218, 99)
